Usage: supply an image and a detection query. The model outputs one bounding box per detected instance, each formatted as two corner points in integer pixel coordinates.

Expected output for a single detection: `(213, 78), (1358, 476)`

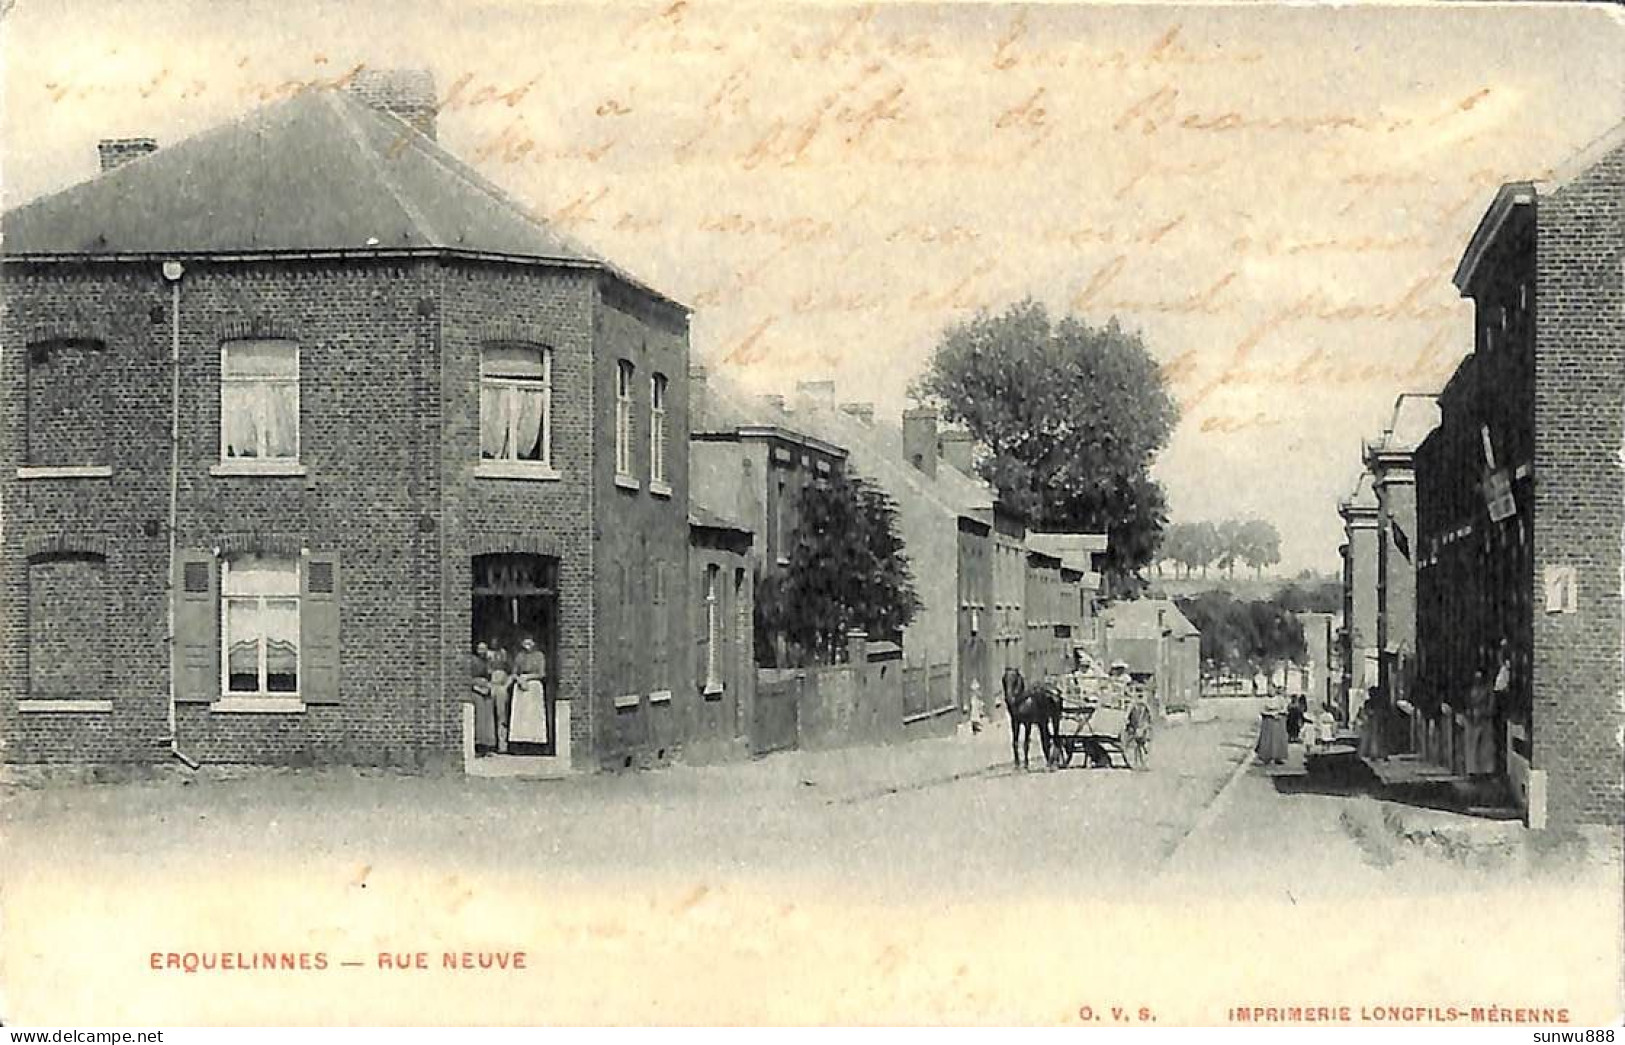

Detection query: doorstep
(466, 753), (572, 781)
(461, 702), (574, 779)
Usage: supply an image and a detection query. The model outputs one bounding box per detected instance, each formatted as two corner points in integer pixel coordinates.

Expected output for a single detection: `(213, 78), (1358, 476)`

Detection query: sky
(4, 0), (1622, 573)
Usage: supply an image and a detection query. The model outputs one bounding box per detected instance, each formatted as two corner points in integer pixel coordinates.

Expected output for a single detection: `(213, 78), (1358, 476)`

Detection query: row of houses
(689, 374), (1117, 734)
(0, 70), (1123, 776)
(1336, 121), (1623, 830)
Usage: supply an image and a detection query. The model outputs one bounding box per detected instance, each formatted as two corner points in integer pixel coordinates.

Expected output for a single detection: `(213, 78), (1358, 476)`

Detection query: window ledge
(649, 480), (673, 498)
(210, 460), (307, 477)
(16, 465), (112, 480)
(18, 699), (113, 713)
(212, 697), (306, 714)
(702, 683), (725, 699)
(613, 694), (641, 710)
(614, 474), (641, 492)
(649, 689), (674, 705)
(776, 557), (791, 567)
(475, 461), (562, 482)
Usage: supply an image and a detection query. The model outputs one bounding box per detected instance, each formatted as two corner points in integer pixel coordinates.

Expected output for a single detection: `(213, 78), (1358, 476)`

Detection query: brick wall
(4, 256), (698, 772)
(1532, 137), (1625, 827)
(437, 262), (598, 765)
(591, 280), (693, 768)
(24, 338), (108, 466)
(2, 259), (446, 766)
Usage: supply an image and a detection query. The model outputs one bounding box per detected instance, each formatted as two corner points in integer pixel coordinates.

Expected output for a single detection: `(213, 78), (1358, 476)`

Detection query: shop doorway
(472, 553), (559, 756)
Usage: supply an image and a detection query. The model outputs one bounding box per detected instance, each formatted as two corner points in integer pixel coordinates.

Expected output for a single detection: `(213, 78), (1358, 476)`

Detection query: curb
(1154, 724), (1257, 877)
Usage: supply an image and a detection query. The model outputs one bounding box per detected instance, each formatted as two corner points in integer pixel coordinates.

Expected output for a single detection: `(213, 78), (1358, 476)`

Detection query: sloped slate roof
(2, 89), (680, 309)
(690, 503), (752, 536)
(1102, 598), (1199, 639)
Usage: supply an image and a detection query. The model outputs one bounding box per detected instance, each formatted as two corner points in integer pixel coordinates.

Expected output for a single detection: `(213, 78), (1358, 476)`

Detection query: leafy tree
(1161, 522), (1193, 577)
(911, 300), (1179, 589)
(1191, 520), (1221, 577)
(755, 473), (921, 666)
(1215, 519), (1243, 578)
(1176, 590), (1305, 675)
(1238, 518), (1282, 578)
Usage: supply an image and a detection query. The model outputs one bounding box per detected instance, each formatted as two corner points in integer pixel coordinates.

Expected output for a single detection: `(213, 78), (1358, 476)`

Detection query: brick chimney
(939, 430), (975, 475)
(840, 401), (875, 426)
(344, 68), (439, 140)
(796, 379), (836, 409)
(98, 138), (158, 173)
(689, 363), (709, 433)
(902, 407), (938, 478)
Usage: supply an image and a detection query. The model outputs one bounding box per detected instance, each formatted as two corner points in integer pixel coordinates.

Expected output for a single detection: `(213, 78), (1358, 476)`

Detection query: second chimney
(938, 430), (976, 475)
(796, 379), (836, 409)
(902, 407), (939, 478)
(344, 68), (439, 140)
(98, 138), (158, 173)
(689, 363), (710, 433)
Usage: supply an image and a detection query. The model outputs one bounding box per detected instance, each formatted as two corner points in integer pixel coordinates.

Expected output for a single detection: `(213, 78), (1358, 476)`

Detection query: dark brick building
(1, 74), (715, 773)
(1414, 123), (1624, 828)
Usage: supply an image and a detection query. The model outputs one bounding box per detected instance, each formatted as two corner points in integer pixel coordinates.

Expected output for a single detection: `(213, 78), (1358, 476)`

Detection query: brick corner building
(1414, 120), (1624, 828)
(1, 72), (714, 774)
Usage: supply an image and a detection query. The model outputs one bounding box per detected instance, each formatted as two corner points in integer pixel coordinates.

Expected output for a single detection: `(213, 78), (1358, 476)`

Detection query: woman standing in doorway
(470, 641), (497, 756)
(509, 635), (549, 748)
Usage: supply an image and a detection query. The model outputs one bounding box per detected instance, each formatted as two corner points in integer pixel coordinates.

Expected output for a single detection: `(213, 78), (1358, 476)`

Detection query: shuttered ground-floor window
(173, 549), (340, 705)
(28, 552), (109, 697)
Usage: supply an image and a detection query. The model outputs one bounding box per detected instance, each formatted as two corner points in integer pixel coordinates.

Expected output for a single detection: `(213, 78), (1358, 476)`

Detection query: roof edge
(0, 246), (690, 313)
(1452, 182), (1536, 294)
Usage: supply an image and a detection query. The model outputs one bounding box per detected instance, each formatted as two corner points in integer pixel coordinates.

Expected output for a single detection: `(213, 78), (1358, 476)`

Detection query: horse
(1002, 666), (1060, 770)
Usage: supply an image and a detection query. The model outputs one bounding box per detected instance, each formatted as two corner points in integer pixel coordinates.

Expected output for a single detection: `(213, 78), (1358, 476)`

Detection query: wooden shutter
(174, 551), (218, 703)
(301, 552), (341, 704)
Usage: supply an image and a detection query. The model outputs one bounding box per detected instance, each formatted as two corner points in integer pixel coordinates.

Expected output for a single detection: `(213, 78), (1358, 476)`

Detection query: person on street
(469, 641), (497, 756)
(1286, 694), (1306, 744)
(1256, 689), (1288, 764)
(1125, 685), (1154, 769)
(1317, 704), (1338, 747)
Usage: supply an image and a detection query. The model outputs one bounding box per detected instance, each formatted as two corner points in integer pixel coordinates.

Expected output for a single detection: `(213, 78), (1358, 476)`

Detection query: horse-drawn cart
(1050, 676), (1148, 770)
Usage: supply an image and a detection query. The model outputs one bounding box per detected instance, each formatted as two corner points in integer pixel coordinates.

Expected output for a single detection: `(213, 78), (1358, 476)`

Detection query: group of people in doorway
(1256, 691), (1338, 764)
(468, 637), (548, 756)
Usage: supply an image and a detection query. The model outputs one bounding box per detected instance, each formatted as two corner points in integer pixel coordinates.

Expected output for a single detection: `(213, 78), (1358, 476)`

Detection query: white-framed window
(480, 344), (552, 466)
(221, 555), (300, 695)
(221, 340), (299, 461)
(649, 373), (669, 489)
(704, 564), (721, 692)
(615, 360), (635, 478)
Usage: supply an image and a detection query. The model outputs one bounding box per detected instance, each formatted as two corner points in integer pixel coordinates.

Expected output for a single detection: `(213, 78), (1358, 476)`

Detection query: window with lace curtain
(222, 555), (300, 695)
(221, 340), (299, 461)
(480, 344), (552, 468)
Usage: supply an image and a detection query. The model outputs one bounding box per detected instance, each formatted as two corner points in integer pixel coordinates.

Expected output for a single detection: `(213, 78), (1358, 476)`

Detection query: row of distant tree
(1157, 518), (1283, 579)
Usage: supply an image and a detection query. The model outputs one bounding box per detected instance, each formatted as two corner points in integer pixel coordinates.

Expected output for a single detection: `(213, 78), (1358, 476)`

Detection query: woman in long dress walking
(1256, 690), (1289, 764)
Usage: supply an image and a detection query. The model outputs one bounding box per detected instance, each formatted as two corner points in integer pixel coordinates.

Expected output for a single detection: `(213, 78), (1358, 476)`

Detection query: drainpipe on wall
(162, 261), (199, 770)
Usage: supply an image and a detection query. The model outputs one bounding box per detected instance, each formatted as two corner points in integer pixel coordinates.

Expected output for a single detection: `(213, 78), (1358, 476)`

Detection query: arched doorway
(472, 553), (559, 756)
